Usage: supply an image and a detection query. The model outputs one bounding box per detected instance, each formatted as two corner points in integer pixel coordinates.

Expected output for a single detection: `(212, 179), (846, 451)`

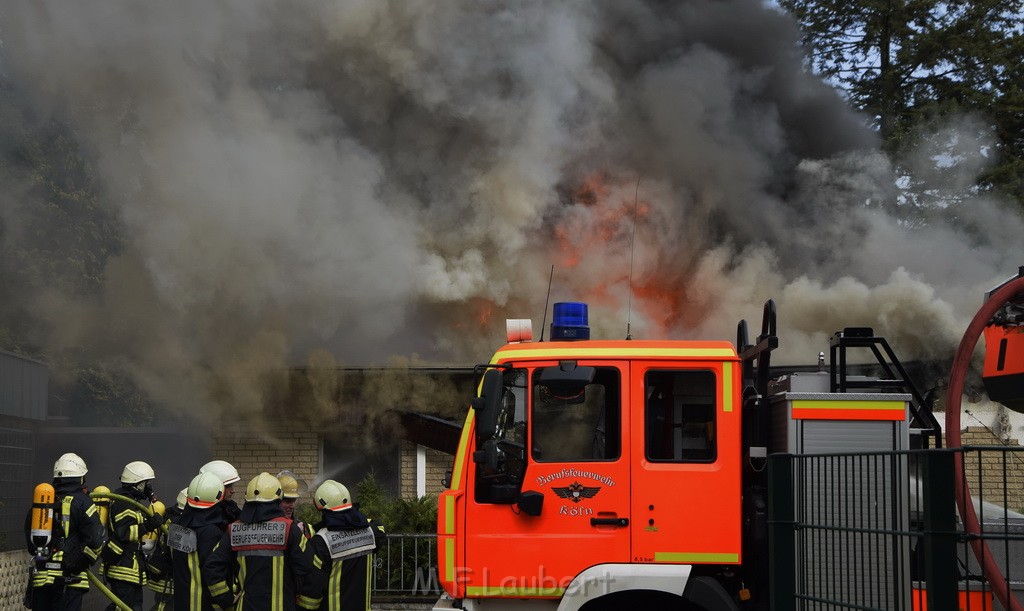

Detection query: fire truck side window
(645, 369), (717, 462)
(474, 368), (528, 504)
(531, 366), (621, 462)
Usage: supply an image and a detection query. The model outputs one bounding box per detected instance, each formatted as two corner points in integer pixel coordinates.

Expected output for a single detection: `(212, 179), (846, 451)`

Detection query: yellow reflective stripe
(450, 411), (474, 491)
(654, 551), (740, 563)
(722, 362), (734, 413)
(189, 553), (203, 609)
(272, 556), (283, 611)
(330, 561), (343, 611)
(129, 523), (139, 542)
(365, 556), (372, 610)
(298, 594), (321, 610)
(493, 346), (736, 359)
(444, 538), (455, 583)
(313, 554), (323, 570)
(107, 540), (124, 554)
(62, 497), (73, 537)
(83, 546), (99, 560)
(445, 495), (455, 534)
(113, 508), (141, 522)
(208, 580), (230, 597)
(466, 585), (564, 597)
(106, 566), (143, 582)
(85, 504), (98, 517)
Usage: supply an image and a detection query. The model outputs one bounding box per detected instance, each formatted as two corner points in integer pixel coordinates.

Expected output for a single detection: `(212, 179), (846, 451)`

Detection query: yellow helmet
(278, 474), (299, 499)
(275, 470), (307, 499)
(314, 480), (352, 512)
(245, 472), (282, 503)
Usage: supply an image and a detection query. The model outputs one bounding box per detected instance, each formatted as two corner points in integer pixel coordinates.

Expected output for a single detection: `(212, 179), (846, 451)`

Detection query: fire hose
(945, 273), (1024, 611)
(85, 571), (131, 611)
(83, 490), (169, 611)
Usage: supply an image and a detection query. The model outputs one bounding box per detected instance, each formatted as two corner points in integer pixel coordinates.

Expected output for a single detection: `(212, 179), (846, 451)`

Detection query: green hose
(85, 570), (132, 611)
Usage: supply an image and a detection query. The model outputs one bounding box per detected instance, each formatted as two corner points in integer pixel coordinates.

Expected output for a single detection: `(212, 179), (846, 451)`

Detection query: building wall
(956, 426), (1024, 513)
(209, 419), (321, 497)
(399, 442), (451, 500)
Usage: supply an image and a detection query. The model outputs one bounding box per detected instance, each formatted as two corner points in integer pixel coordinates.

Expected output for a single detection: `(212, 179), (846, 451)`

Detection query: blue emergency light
(550, 302), (590, 341)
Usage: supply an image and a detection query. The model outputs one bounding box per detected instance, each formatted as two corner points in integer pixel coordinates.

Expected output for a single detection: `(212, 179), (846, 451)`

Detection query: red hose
(945, 275), (1024, 611)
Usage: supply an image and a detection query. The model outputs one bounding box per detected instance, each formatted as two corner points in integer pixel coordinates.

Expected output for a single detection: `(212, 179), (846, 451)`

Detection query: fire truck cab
(436, 303), (747, 611)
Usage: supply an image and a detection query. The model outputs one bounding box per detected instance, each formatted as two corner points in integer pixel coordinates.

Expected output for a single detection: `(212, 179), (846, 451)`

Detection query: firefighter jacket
(309, 508), (386, 611)
(147, 504), (183, 603)
(169, 505), (225, 611)
(203, 501), (322, 611)
(103, 485), (156, 585)
(23, 480), (106, 591)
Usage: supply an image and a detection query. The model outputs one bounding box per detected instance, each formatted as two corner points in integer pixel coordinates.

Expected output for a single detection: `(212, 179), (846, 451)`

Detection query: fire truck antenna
(626, 177), (640, 340)
(540, 264), (554, 341)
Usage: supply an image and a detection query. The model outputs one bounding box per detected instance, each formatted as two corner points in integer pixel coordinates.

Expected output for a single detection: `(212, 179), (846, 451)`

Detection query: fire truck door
(463, 361), (631, 598)
(629, 362), (743, 566)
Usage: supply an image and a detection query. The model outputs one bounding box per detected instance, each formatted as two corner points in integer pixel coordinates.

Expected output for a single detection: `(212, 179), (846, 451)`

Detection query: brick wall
(209, 418), (320, 497)
(955, 426), (1024, 513)
(399, 442), (452, 500)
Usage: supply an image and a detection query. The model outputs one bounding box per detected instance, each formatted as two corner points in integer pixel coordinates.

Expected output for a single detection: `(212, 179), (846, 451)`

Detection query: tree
(0, 74), (156, 426)
(779, 0), (1024, 205)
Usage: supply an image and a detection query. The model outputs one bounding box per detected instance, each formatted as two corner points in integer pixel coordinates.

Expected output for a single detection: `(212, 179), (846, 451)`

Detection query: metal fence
(769, 447), (1024, 611)
(0, 427), (33, 552)
(372, 533), (442, 598)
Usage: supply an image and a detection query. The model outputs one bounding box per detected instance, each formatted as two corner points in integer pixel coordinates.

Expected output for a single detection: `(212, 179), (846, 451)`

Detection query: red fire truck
(435, 268), (1024, 611)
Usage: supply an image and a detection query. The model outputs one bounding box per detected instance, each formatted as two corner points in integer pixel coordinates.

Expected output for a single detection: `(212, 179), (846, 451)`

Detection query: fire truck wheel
(680, 575), (741, 611)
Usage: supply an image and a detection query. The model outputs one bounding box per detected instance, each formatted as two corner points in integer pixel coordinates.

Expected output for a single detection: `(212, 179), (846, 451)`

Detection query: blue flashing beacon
(550, 302), (590, 341)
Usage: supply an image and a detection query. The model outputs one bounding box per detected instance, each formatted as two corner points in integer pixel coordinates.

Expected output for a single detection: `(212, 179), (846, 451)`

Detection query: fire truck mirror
(474, 369), (505, 443)
(517, 490), (543, 517)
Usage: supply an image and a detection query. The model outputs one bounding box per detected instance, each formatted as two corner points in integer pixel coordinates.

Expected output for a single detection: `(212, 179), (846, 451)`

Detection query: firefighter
(199, 459), (242, 525)
(308, 480), (386, 611)
(104, 461), (162, 611)
(23, 452), (107, 611)
(146, 488), (187, 611)
(169, 473), (225, 611)
(204, 472), (322, 611)
(276, 471), (310, 538)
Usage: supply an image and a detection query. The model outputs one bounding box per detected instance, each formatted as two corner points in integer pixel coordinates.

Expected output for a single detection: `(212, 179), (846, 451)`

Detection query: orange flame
(547, 170), (710, 337)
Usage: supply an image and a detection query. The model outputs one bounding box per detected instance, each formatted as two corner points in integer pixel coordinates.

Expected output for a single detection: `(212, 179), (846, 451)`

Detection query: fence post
(768, 453), (796, 611)
(922, 450), (957, 611)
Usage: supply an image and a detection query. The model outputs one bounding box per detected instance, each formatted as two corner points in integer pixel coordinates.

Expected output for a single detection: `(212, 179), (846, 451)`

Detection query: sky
(1, 0), (1021, 423)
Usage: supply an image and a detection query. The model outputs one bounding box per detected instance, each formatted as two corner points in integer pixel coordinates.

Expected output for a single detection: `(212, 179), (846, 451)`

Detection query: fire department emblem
(552, 481), (600, 503)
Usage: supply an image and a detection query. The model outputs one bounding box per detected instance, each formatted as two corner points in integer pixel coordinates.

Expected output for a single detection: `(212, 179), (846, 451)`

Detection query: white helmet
(175, 488), (188, 511)
(187, 472), (225, 508)
(200, 460), (241, 485)
(54, 453), (88, 479)
(314, 480), (353, 512)
(121, 461), (156, 484)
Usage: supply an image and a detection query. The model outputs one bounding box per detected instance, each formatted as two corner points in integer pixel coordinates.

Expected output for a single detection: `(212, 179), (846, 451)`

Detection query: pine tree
(779, 0), (1024, 206)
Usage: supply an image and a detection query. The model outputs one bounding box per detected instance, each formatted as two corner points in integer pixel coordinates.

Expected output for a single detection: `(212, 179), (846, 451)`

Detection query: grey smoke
(1, 0), (1021, 421)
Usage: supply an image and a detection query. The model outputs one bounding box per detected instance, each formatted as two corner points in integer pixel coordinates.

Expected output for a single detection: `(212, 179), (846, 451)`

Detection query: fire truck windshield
(532, 366), (621, 463)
